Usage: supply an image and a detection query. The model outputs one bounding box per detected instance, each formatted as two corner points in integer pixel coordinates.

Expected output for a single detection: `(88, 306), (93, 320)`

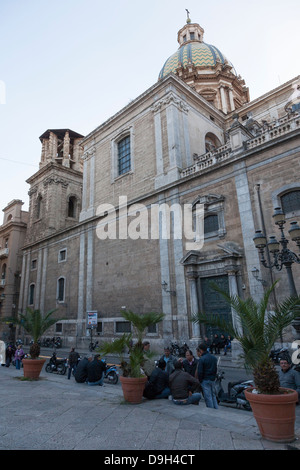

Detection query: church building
(2, 17), (300, 348)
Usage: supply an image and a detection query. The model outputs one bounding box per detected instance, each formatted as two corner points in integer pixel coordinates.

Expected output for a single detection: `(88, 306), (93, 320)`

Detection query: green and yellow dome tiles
(159, 42), (236, 79)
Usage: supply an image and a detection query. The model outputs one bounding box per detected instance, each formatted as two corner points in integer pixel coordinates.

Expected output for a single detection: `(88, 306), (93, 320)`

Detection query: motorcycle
(214, 364), (254, 411)
(269, 347), (291, 364)
(101, 358), (119, 384)
(45, 352), (67, 375)
(89, 340), (99, 352)
(169, 342), (189, 358)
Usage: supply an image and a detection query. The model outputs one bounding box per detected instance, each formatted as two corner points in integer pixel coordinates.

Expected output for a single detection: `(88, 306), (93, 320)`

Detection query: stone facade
(0, 200), (28, 341)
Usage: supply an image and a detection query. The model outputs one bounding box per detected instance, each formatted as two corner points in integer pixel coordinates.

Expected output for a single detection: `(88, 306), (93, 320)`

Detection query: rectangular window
(118, 136), (131, 175)
(58, 249), (67, 263)
(31, 259), (37, 270)
(97, 322), (103, 334)
(29, 284), (35, 305)
(115, 321), (131, 333)
(190, 32), (195, 40)
(147, 324), (157, 334)
(56, 323), (63, 333)
(57, 278), (65, 302)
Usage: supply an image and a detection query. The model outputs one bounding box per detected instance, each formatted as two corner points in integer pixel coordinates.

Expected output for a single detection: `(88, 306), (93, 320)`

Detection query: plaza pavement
(0, 357), (299, 452)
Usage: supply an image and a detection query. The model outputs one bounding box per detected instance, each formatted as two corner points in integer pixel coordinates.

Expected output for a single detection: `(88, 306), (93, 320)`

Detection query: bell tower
(25, 129), (84, 243)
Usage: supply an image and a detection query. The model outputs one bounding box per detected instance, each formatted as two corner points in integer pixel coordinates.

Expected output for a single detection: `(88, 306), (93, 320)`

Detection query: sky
(1, 0), (300, 215)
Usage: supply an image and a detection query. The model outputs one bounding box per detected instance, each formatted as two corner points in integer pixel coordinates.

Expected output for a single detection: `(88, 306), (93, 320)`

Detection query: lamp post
(253, 207), (300, 297)
(253, 207), (300, 339)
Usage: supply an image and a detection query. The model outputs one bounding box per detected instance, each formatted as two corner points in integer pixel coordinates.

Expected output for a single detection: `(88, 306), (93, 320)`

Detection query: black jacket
(149, 368), (169, 394)
(87, 358), (106, 383)
(197, 351), (218, 382)
(182, 357), (198, 377)
(74, 358), (89, 383)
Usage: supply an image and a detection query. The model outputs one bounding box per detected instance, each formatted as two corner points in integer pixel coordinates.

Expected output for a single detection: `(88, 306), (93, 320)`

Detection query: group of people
(4, 344), (25, 369)
(67, 348), (107, 386)
(203, 334), (232, 356)
(143, 343), (219, 409)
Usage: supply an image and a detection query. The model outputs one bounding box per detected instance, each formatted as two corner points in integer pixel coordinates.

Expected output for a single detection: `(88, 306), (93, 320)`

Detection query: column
(229, 88), (235, 112)
(77, 231), (85, 336)
(234, 161), (265, 300)
(187, 271), (201, 339)
(226, 269), (242, 335)
(40, 247), (48, 314)
(219, 86), (228, 114)
(153, 110), (164, 176)
(62, 131), (70, 167)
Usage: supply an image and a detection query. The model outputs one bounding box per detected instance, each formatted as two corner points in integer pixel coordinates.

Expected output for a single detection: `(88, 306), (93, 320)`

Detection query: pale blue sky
(1, 0), (299, 214)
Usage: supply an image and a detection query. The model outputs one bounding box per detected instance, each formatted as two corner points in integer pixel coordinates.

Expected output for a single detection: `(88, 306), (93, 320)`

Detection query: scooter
(214, 365), (254, 411)
(169, 342), (189, 358)
(101, 358), (119, 384)
(269, 347), (291, 364)
(45, 352), (67, 375)
(89, 340), (99, 352)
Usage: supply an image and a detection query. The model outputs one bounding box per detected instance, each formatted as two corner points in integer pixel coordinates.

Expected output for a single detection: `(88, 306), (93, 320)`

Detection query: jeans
(155, 387), (171, 399)
(15, 359), (22, 370)
(172, 392), (202, 405)
(201, 379), (219, 409)
(88, 377), (104, 386)
(68, 364), (77, 379)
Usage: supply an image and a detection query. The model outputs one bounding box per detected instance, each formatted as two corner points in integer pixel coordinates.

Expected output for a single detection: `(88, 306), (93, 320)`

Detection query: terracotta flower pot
(22, 358), (46, 380)
(245, 387), (298, 443)
(120, 375), (148, 404)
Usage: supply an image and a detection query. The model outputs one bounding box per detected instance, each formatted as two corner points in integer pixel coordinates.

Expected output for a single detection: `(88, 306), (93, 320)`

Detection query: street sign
(87, 311), (98, 328)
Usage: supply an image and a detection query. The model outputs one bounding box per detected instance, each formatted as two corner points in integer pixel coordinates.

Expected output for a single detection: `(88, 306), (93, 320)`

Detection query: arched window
(29, 284), (35, 305)
(68, 196), (77, 218)
(57, 277), (65, 302)
(281, 191), (300, 214)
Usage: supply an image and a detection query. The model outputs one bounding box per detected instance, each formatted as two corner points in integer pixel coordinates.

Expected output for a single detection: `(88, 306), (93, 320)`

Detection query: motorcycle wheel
(107, 371), (118, 384)
(45, 364), (52, 373)
(242, 402), (252, 411)
(57, 364), (66, 375)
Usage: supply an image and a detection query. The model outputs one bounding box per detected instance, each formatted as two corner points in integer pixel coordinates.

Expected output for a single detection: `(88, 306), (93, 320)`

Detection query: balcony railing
(0, 248), (9, 259)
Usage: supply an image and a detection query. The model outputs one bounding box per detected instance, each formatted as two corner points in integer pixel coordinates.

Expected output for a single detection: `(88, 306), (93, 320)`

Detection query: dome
(159, 41), (236, 80)
(157, 19), (249, 113)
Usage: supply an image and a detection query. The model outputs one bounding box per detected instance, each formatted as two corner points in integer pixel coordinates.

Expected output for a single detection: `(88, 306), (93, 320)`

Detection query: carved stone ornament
(43, 176), (69, 187)
(151, 92), (189, 114)
(82, 147), (96, 161)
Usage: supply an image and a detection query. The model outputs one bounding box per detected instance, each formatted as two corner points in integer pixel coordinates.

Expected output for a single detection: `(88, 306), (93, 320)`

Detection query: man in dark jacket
(74, 355), (93, 383)
(182, 349), (198, 377)
(169, 361), (202, 405)
(197, 343), (218, 409)
(87, 355), (106, 386)
(67, 347), (80, 380)
(143, 359), (170, 399)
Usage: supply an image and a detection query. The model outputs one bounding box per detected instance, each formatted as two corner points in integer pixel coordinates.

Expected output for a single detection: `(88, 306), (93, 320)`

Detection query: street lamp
(253, 207), (300, 297)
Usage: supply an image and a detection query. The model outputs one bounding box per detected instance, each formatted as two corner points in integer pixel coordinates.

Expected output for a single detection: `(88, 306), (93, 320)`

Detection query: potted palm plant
(3, 307), (64, 379)
(99, 310), (164, 404)
(192, 281), (300, 443)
